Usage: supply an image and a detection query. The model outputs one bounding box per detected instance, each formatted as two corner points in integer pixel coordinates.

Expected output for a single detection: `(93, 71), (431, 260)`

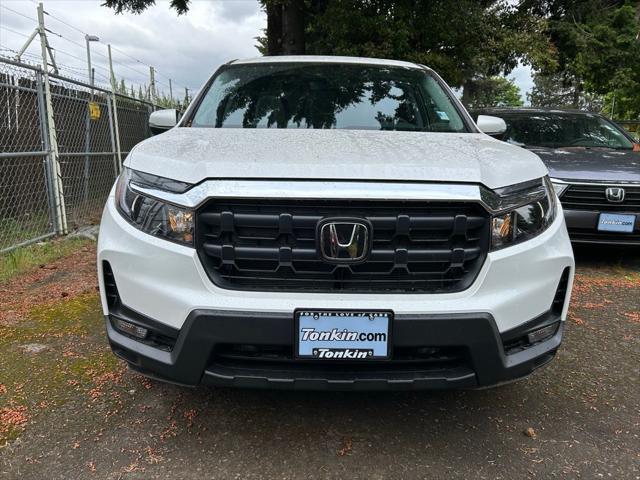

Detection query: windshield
(499, 112), (633, 150)
(190, 63), (468, 132)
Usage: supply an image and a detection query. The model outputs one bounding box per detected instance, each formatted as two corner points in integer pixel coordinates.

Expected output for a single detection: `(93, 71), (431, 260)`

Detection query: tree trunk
(281, 0), (305, 55)
(572, 79), (582, 109)
(461, 78), (476, 109)
(266, 2), (283, 55)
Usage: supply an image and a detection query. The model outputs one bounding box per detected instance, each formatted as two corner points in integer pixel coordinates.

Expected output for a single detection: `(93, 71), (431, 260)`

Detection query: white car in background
(98, 56), (574, 390)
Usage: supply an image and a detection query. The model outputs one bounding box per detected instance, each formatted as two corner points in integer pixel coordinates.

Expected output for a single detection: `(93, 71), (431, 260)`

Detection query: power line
(45, 27), (110, 62)
(0, 25), (32, 39)
(0, 45), (40, 61)
(45, 9), (196, 91)
(0, 4), (37, 23)
(2, 2), (196, 94)
(42, 9), (87, 37)
(107, 44), (196, 90)
(51, 47), (109, 74)
(38, 25), (152, 86)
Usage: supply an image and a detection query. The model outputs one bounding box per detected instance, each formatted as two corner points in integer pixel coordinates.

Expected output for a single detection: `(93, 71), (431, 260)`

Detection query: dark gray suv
(475, 108), (640, 245)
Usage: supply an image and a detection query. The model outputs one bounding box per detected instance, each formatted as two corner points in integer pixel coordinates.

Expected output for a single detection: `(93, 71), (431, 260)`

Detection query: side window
(598, 123), (627, 148)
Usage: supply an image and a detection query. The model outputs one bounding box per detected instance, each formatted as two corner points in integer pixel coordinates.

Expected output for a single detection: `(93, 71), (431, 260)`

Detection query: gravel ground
(0, 244), (638, 479)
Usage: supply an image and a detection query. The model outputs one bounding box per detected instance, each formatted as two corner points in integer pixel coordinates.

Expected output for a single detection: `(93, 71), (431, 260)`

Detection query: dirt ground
(0, 242), (638, 479)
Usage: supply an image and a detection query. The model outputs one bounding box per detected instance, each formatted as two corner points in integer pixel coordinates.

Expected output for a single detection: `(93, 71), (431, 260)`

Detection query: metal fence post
(83, 97), (91, 205)
(106, 97), (119, 177)
(108, 45), (122, 171)
(35, 71), (57, 236)
(37, 5), (68, 234)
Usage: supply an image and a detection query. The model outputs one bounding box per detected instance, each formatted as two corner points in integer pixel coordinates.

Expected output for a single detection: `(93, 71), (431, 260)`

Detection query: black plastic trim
(105, 307), (564, 391)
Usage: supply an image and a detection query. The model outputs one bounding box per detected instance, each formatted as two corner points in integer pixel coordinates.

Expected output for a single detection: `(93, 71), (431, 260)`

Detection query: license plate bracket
(295, 310), (392, 361)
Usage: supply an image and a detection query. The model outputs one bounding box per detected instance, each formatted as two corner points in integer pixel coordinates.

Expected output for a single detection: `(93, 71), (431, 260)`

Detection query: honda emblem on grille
(318, 218), (371, 263)
(605, 187), (625, 203)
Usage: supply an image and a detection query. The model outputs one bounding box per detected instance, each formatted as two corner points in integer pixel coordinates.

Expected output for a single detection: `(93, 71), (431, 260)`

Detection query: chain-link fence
(0, 56), (157, 252)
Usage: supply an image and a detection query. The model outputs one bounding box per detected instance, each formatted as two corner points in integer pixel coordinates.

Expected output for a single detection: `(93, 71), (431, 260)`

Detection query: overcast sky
(0, 0), (533, 101)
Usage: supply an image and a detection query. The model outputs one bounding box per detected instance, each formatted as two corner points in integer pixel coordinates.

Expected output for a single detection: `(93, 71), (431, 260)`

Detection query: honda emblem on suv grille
(605, 187), (625, 203)
(318, 219), (371, 263)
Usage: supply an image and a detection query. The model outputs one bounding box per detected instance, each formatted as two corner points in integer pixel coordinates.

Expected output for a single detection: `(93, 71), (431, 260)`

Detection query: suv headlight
(114, 167), (194, 246)
(490, 176), (557, 250)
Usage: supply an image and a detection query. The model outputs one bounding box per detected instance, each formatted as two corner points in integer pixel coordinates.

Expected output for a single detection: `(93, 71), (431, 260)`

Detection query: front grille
(561, 184), (640, 211)
(195, 199), (490, 293)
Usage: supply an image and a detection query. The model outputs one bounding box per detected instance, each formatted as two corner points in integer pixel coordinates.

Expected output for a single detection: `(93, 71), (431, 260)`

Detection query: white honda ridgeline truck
(98, 56), (574, 390)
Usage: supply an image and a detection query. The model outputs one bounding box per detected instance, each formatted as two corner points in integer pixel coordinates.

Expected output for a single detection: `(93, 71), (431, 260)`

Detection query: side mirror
(149, 109), (177, 135)
(476, 115), (507, 137)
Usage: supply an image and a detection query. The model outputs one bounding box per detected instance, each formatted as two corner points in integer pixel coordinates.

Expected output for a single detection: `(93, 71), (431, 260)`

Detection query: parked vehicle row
(473, 108), (640, 245)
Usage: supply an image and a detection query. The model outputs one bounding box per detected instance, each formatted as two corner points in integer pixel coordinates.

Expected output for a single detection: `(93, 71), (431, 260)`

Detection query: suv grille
(561, 184), (640, 211)
(195, 199), (490, 293)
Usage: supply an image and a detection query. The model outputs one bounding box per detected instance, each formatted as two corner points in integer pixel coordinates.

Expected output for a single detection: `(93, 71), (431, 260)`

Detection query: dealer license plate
(597, 213), (636, 233)
(295, 310), (391, 360)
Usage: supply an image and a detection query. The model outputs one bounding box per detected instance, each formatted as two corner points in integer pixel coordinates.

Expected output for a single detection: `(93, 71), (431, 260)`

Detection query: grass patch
(0, 293), (122, 447)
(0, 236), (93, 284)
(0, 214), (51, 251)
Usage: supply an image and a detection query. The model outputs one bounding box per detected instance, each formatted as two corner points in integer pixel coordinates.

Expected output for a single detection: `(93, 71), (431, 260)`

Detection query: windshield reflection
(500, 113), (634, 150)
(191, 64), (467, 133)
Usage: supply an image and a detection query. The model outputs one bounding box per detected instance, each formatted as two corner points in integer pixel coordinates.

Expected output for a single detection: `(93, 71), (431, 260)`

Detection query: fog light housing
(527, 323), (558, 344)
(115, 318), (148, 339)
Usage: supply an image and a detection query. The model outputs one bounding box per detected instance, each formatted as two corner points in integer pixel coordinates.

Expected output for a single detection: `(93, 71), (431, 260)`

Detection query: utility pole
(108, 44), (122, 170)
(36, 2), (67, 234)
(18, 3), (58, 74)
(169, 78), (173, 105)
(185, 87), (190, 105)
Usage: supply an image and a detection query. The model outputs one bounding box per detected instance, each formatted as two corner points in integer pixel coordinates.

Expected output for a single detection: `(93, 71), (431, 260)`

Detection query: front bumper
(564, 208), (640, 245)
(98, 184), (574, 390)
(106, 304), (564, 390)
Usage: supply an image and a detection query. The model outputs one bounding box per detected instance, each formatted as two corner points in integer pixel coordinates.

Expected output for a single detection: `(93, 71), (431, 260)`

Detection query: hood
(127, 128), (547, 190)
(528, 146), (640, 183)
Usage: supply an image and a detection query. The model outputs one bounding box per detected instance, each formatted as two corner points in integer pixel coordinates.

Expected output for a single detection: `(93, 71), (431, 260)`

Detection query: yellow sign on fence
(88, 102), (101, 120)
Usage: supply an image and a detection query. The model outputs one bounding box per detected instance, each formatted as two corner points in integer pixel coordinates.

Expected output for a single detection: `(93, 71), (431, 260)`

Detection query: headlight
(490, 176), (557, 250)
(114, 168), (194, 246)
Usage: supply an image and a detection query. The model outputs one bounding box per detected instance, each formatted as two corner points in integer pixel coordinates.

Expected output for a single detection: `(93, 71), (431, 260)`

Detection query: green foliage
(463, 76), (524, 109)
(104, 0), (639, 119)
(102, 0), (190, 15)
(531, 0), (640, 119)
(154, 92), (182, 109)
(601, 88), (640, 120)
(282, 1), (553, 89)
(528, 72), (604, 111)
